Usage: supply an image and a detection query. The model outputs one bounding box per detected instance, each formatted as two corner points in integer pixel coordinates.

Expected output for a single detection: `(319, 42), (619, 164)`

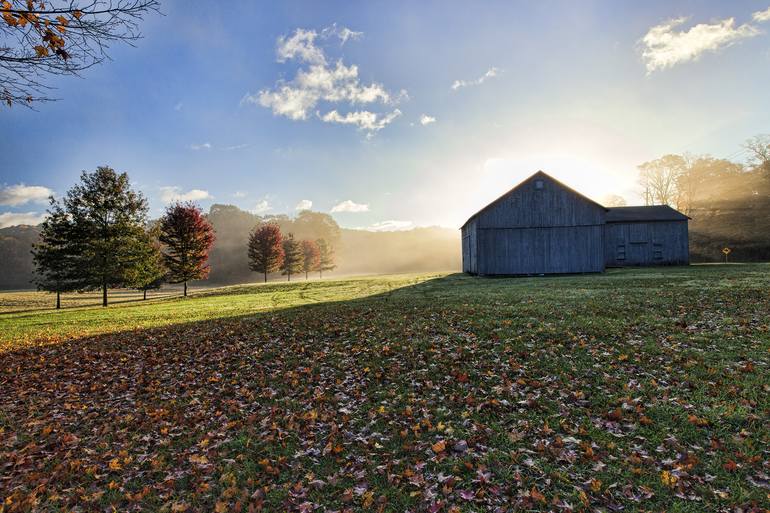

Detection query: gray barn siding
(476, 175), (605, 229)
(461, 219), (479, 274)
(469, 174), (607, 275)
(604, 221), (689, 267)
(478, 225), (604, 275)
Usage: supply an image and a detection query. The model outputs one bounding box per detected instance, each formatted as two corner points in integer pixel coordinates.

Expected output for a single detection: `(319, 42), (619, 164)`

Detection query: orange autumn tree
(0, 0), (159, 106)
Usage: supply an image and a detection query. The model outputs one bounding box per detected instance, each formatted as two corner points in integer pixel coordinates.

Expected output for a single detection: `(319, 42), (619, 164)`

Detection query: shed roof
(605, 205), (690, 223)
(460, 170), (607, 229)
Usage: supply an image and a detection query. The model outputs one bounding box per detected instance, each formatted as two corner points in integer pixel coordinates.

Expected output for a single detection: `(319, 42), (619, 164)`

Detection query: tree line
(247, 224), (335, 282)
(32, 167), (336, 308)
(636, 135), (770, 215)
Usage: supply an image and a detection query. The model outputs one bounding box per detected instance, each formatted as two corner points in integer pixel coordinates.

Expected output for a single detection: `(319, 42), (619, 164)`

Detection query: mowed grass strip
(0, 273), (442, 351)
(1, 264), (769, 512)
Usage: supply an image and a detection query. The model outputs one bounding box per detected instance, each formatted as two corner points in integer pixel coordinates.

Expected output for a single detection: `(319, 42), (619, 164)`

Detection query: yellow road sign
(722, 247), (731, 255)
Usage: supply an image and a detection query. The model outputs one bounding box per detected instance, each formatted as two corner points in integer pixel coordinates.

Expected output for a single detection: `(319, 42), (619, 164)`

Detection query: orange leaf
(431, 440), (446, 453)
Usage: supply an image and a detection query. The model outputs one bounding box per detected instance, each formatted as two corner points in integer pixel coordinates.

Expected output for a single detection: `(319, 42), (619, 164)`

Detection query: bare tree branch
(1, 0), (160, 106)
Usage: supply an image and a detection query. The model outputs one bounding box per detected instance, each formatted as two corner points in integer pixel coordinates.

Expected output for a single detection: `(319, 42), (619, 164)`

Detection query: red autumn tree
(247, 223), (284, 283)
(159, 202), (215, 297)
(300, 239), (320, 280)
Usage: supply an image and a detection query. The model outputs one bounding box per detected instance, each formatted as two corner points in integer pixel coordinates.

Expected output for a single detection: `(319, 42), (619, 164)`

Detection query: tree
(1, 0), (160, 106)
(300, 239), (320, 280)
(247, 223), (284, 283)
(292, 210), (341, 247)
(31, 199), (75, 308)
(159, 202), (215, 297)
(125, 224), (165, 300)
(60, 166), (149, 307)
(208, 204), (262, 284)
(601, 194), (627, 207)
(744, 135), (770, 179)
(637, 154), (687, 208)
(316, 238), (336, 278)
(280, 233), (302, 281)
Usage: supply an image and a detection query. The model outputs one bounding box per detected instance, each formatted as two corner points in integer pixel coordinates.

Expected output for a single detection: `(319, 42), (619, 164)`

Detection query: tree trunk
(56, 291), (61, 310)
(319, 269), (322, 279)
(264, 271), (267, 283)
(102, 280), (107, 307)
(184, 281), (188, 297)
(306, 271), (308, 280)
(287, 273), (291, 282)
(143, 289), (147, 300)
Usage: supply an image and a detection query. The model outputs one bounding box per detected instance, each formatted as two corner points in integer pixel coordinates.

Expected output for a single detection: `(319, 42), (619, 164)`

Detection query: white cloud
(244, 25), (404, 135)
(224, 143), (250, 151)
(189, 142), (212, 150)
(0, 184), (53, 206)
(451, 67), (500, 90)
(160, 187), (212, 203)
(277, 28), (327, 64)
(295, 199), (313, 211)
(753, 7), (770, 23)
(322, 23), (363, 45)
(320, 108), (402, 132)
(419, 114), (436, 125)
(252, 199), (271, 214)
(233, 191), (247, 198)
(330, 200), (369, 213)
(641, 16), (760, 72)
(361, 220), (414, 231)
(0, 211), (46, 227)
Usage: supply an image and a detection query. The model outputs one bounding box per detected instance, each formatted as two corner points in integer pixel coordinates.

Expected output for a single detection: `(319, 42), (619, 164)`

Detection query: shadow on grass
(2, 264), (769, 511)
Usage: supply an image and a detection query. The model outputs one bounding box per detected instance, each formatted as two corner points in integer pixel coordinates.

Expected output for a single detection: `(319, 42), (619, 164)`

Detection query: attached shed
(461, 171), (690, 275)
(604, 206), (690, 267)
(461, 171), (607, 275)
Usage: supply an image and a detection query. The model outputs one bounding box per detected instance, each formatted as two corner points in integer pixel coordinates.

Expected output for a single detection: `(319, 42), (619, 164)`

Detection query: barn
(461, 171), (689, 275)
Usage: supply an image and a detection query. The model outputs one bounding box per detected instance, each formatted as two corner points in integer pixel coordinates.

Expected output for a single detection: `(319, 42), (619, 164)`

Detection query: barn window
(534, 179), (544, 190)
(617, 244), (626, 260)
(653, 243), (663, 260)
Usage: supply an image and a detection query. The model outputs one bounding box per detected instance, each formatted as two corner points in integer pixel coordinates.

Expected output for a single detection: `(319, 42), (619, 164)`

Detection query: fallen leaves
(1, 269), (769, 511)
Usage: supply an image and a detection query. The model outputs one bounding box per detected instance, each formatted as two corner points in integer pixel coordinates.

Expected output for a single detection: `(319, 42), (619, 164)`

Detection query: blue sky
(2, 0), (770, 229)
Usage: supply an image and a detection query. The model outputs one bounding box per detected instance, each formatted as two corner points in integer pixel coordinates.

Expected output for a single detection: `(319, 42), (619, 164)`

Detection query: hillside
(0, 224), (41, 289)
(689, 196), (770, 262)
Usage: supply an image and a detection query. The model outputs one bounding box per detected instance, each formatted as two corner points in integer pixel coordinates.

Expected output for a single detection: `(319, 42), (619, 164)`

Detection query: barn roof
(605, 205), (690, 223)
(460, 170), (607, 229)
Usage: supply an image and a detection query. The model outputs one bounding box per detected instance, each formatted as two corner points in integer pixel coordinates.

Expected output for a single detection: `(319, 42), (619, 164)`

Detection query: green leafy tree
(316, 238), (336, 278)
(59, 166), (150, 307)
(159, 202), (215, 297)
(31, 199), (76, 308)
(247, 223), (284, 283)
(280, 233), (303, 281)
(126, 224), (166, 300)
(300, 239), (320, 280)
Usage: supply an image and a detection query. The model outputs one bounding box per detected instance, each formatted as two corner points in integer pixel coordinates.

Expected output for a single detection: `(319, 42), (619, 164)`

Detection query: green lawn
(1, 265), (769, 512)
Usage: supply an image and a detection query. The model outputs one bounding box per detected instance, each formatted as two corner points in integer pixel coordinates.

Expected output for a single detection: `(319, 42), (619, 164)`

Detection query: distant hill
(689, 196), (770, 262)
(0, 208), (460, 290)
(0, 224), (41, 290)
(337, 227), (460, 275)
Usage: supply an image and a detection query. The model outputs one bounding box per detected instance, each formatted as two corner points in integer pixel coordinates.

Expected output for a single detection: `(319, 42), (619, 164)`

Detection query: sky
(2, 0), (770, 230)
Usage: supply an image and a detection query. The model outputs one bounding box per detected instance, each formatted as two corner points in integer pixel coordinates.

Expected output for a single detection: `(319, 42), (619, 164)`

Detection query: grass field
(1, 265), (769, 512)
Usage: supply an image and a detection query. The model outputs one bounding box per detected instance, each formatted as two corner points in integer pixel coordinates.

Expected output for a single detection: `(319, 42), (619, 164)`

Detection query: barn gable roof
(460, 170), (607, 229)
(605, 205), (690, 223)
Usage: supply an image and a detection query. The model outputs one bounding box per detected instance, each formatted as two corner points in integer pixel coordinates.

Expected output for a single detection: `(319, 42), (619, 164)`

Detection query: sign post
(722, 247), (731, 263)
